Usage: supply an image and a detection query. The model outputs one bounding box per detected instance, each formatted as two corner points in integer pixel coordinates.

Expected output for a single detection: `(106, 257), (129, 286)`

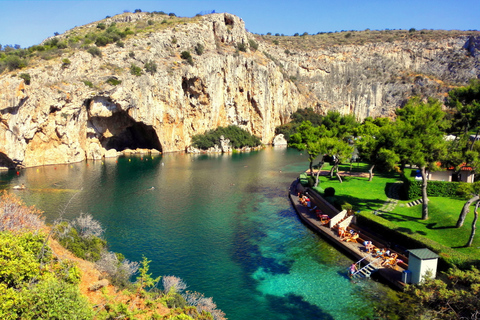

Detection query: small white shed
(407, 248), (439, 284)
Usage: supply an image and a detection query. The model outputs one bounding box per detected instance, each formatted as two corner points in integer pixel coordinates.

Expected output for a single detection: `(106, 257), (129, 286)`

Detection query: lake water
(2, 147), (391, 320)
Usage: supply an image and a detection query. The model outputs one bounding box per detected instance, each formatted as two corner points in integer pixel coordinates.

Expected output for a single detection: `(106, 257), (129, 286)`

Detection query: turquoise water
(2, 148), (390, 319)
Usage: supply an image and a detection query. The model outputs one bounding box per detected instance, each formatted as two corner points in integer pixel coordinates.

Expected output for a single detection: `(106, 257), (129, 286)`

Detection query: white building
(406, 248), (439, 284)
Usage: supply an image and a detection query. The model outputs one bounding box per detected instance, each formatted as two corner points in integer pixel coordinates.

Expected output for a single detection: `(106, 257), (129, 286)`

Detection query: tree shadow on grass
(378, 211), (422, 223)
(425, 223), (457, 230)
(395, 227), (416, 235)
(334, 194), (385, 212)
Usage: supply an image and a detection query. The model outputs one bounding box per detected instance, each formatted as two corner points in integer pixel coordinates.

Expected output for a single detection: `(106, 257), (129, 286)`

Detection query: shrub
(57, 41), (68, 49)
(0, 232), (93, 319)
(95, 35), (110, 47)
(195, 43), (204, 55)
(87, 46), (102, 57)
(144, 60), (157, 74)
(299, 173), (309, 186)
(248, 39), (258, 51)
(95, 251), (139, 288)
(72, 212), (104, 238)
(183, 291), (226, 320)
(273, 40), (279, 45)
(61, 58), (71, 69)
(106, 77), (122, 86)
(148, 20), (154, 26)
(324, 187), (335, 197)
(123, 27), (134, 36)
(191, 125), (261, 150)
(165, 293), (187, 309)
(163, 275), (187, 294)
(130, 63), (142, 76)
(116, 40), (124, 47)
(54, 221), (107, 262)
(237, 42), (247, 52)
(44, 38), (59, 47)
(129, 51), (135, 58)
(0, 232), (49, 288)
(19, 73), (31, 85)
(97, 22), (106, 30)
(169, 12), (176, 16)
(0, 192), (43, 232)
(276, 107), (326, 142)
(3, 55), (27, 71)
(180, 51), (194, 66)
(82, 80), (93, 88)
(19, 278), (93, 319)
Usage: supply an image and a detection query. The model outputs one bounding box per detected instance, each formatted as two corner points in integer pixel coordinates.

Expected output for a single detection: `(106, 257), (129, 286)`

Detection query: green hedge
(402, 169), (460, 199)
(356, 212), (471, 269)
(299, 173), (315, 187)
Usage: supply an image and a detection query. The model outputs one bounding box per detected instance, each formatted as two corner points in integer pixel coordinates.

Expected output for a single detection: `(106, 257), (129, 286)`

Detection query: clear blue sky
(1, 0), (479, 48)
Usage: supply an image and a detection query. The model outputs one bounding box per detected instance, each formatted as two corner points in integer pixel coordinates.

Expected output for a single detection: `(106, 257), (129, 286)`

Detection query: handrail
(351, 256), (382, 278)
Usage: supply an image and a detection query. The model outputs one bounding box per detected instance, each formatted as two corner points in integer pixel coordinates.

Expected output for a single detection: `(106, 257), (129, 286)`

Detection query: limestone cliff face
(0, 12), (479, 168)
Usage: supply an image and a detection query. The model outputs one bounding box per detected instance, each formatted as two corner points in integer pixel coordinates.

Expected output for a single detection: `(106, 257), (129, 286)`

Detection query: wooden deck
(288, 182), (407, 290)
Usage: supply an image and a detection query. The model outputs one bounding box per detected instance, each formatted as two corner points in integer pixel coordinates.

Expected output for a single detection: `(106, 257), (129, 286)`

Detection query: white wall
(409, 256), (438, 284)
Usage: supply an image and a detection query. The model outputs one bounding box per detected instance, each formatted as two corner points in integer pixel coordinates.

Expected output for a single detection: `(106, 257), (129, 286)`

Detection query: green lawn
(311, 163), (479, 263)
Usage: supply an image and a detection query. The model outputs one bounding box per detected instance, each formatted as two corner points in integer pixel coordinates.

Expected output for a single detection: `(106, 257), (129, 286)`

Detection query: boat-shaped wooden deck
(288, 182), (407, 290)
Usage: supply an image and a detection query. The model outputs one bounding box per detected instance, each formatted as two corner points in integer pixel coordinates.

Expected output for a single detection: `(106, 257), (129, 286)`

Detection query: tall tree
(322, 110), (358, 140)
(356, 117), (399, 181)
(467, 201), (479, 247)
(456, 181), (480, 229)
(289, 121), (327, 175)
(327, 139), (354, 183)
(394, 97), (449, 220)
(446, 79), (480, 149)
(289, 113), (359, 185)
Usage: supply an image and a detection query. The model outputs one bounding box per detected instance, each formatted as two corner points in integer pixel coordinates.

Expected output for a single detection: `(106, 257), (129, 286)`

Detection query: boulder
(273, 134), (288, 146)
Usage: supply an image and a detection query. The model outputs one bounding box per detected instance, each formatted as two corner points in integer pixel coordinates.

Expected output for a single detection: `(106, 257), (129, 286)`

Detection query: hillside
(0, 11), (479, 168)
(0, 191), (222, 319)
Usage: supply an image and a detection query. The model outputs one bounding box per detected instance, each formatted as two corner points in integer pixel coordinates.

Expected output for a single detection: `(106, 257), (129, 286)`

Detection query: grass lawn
(312, 163), (480, 263)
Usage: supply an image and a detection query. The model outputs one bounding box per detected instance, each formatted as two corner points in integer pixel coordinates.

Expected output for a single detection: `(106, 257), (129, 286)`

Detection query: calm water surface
(2, 147), (391, 320)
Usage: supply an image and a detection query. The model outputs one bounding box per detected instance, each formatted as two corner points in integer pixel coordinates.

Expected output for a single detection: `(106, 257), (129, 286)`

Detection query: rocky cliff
(0, 12), (479, 168)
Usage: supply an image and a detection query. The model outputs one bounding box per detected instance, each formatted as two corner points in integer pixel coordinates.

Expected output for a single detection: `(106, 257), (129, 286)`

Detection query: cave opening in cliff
(92, 111), (162, 153)
(0, 152), (16, 169)
(104, 122), (162, 152)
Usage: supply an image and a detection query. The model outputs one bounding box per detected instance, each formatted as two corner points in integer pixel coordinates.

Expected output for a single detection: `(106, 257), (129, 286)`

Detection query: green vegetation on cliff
(191, 125), (261, 150)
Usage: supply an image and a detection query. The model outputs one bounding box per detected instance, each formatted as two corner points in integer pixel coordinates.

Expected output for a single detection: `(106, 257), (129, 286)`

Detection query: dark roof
(408, 248), (439, 260)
